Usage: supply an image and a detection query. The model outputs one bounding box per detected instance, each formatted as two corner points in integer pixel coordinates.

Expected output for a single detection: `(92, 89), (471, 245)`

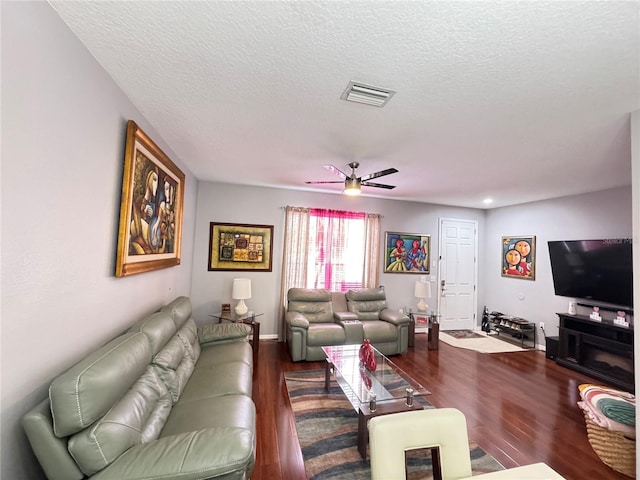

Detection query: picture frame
(384, 232), (430, 273)
(208, 222), (274, 271)
(501, 235), (536, 280)
(115, 120), (185, 277)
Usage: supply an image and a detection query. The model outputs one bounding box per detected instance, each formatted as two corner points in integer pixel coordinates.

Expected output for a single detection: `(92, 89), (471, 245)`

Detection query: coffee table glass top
(322, 344), (430, 411)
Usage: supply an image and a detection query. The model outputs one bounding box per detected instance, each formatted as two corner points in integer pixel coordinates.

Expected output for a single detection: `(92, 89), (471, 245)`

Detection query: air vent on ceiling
(341, 81), (396, 107)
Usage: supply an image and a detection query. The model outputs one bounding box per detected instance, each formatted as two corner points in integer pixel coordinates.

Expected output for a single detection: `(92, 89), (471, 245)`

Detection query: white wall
(190, 182), (486, 336)
(1, 3), (197, 478)
(483, 187), (633, 346)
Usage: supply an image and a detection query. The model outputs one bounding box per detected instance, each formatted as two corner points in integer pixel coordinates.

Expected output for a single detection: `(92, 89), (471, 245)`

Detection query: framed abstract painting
(384, 232), (430, 273)
(115, 120), (185, 277)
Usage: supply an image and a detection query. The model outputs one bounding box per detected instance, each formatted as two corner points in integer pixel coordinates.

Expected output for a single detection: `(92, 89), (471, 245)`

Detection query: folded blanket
(597, 398), (636, 426)
(578, 384), (636, 438)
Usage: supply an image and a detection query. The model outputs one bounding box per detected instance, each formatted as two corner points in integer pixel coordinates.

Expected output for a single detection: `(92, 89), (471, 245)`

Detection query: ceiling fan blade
(323, 165), (348, 179)
(360, 168), (398, 182)
(305, 180), (344, 185)
(361, 181), (396, 189)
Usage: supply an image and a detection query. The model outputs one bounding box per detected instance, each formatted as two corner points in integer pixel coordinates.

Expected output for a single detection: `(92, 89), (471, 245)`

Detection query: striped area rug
(284, 369), (504, 480)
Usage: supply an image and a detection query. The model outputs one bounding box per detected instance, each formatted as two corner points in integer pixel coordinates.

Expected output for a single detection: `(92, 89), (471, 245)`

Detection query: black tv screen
(547, 239), (633, 309)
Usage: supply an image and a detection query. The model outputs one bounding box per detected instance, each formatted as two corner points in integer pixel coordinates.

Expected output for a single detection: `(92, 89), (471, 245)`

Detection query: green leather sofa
(22, 296), (256, 480)
(285, 286), (410, 361)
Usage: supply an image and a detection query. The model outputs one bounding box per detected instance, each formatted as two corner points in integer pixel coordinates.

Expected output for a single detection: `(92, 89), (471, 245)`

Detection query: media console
(556, 313), (634, 393)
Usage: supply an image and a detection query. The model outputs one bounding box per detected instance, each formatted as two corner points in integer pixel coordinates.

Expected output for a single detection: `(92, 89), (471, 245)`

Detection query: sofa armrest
(285, 311), (310, 329)
(92, 427), (254, 480)
(334, 311), (359, 322)
(198, 323), (250, 345)
(22, 399), (84, 480)
(379, 309), (410, 326)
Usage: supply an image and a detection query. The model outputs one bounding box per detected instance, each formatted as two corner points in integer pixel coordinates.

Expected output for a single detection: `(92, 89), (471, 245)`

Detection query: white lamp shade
(232, 278), (252, 300)
(232, 278), (251, 316)
(414, 281), (431, 299)
(415, 281), (431, 312)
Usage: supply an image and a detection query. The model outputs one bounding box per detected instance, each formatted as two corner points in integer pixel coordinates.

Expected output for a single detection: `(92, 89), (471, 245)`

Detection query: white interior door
(438, 218), (478, 331)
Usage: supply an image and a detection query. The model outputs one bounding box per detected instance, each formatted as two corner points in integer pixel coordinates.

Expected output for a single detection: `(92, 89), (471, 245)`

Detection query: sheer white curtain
(278, 206), (382, 341)
(278, 206), (310, 340)
(363, 213), (382, 288)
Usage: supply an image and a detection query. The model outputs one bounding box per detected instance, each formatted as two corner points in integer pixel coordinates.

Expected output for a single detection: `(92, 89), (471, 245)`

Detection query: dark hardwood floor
(251, 335), (631, 479)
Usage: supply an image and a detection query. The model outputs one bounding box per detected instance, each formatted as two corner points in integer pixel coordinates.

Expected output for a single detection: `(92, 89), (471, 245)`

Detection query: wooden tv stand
(556, 313), (634, 393)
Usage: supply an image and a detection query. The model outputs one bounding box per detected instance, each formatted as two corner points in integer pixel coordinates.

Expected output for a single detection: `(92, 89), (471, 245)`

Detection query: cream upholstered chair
(369, 408), (472, 480)
(369, 408), (565, 480)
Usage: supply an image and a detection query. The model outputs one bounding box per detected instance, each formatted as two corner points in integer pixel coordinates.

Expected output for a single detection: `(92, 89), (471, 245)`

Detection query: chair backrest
(369, 408), (473, 480)
(287, 288), (334, 323)
(345, 287), (388, 321)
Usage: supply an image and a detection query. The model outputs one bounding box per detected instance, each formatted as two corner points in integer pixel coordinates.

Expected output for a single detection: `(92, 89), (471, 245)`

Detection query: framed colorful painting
(115, 121), (185, 277)
(384, 232), (430, 273)
(501, 236), (536, 280)
(208, 222), (274, 271)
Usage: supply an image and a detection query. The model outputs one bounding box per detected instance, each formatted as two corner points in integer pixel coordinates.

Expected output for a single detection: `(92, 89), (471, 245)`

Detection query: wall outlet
(540, 322), (545, 330)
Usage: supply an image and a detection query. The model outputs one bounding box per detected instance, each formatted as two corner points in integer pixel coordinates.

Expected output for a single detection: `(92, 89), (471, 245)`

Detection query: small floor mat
(445, 330), (485, 339)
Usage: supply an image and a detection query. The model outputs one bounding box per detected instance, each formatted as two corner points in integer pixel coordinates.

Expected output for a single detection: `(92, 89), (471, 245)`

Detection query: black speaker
(545, 336), (559, 360)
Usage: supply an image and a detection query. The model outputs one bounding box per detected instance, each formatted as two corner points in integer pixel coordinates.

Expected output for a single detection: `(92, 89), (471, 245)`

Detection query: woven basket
(584, 413), (636, 477)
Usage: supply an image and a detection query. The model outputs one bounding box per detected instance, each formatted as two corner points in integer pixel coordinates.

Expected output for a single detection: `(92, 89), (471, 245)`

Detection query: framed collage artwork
(208, 222), (273, 271)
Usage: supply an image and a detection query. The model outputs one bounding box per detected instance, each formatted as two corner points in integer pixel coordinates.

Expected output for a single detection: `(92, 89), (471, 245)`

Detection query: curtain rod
(280, 205), (383, 218)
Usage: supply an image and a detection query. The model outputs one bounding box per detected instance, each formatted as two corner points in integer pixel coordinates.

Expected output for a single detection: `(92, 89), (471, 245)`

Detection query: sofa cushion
(199, 322), (251, 345)
(198, 341), (253, 368)
(363, 320), (398, 343)
(346, 287), (388, 321)
(128, 311), (176, 355)
(153, 334), (195, 404)
(49, 332), (152, 437)
(161, 295), (193, 330)
(306, 323), (346, 346)
(177, 318), (201, 364)
(179, 362), (253, 401)
(288, 288), (334, 324)
(67, 366), (172, 476)
(161, 394), (256, 436)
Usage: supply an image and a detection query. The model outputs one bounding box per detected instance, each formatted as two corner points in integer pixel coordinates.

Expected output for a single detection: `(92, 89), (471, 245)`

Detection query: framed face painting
(501, 236), (536, 280)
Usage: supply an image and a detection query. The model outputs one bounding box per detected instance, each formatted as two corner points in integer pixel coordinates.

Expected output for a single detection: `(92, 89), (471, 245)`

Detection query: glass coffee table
(322, 344), (431, 459)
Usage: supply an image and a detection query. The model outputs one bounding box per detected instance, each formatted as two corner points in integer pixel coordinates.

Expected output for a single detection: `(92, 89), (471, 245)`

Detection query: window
(279, 205), (381, 340)
(307, 208), (365, 292)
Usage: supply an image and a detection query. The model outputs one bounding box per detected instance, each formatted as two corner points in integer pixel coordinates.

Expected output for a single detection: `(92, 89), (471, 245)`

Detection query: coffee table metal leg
(324, 360), (332, 393)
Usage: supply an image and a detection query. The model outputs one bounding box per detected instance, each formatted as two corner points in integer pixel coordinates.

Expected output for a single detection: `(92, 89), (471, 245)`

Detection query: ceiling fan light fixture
(341, 81), (395, 107)
(343, 177), (361, 196)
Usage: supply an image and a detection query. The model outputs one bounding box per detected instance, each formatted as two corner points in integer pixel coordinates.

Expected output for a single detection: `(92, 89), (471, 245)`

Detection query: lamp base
(417, 299), (428, 312)
(235, 299), (248, 316)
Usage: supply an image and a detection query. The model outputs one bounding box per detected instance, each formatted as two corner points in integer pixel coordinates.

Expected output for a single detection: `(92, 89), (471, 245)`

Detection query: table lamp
(415, 281), (431, 312)
(232, 278), (251, 315)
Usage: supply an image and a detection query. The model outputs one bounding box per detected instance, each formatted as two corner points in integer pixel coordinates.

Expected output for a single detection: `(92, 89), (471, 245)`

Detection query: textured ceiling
(50, 1), (639, 208)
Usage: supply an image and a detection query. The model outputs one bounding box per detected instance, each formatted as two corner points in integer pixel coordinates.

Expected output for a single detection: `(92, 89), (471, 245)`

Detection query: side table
(209, 311), (262, 367)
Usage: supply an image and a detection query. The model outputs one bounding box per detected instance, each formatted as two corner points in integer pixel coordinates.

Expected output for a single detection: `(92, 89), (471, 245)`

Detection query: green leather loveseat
(285, 286), (410, 361)
(22, 296), (256, 480)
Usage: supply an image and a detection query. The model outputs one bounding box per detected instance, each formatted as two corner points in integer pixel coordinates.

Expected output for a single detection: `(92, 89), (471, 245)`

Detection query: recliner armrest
(379, 309), (410, 326)
(334, 311), (358, 322)
(285, 312), (310, 329)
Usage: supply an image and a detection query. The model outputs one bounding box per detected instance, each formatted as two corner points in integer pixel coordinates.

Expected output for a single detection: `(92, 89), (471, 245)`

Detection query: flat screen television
(547, 239), (633, 309)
